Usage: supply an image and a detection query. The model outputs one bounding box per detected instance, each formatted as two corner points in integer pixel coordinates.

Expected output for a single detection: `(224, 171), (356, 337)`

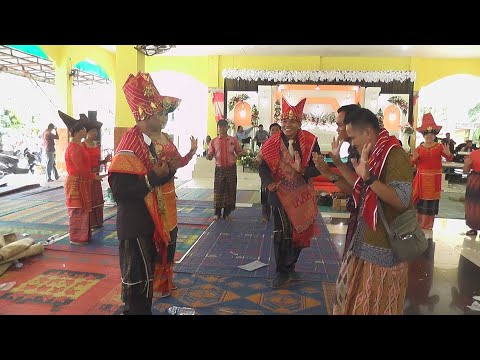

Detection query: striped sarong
(214, 165), (237, 210)
(466, 173), (480, 230)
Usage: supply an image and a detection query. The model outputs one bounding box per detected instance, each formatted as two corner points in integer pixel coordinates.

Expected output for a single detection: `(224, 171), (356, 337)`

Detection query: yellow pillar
(207, 55), (219, 138)
(114, 45), (145, 149)
(53, 51), (74, 172)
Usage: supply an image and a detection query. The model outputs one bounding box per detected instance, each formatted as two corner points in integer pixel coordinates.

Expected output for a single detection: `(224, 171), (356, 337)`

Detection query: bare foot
(214, 215), (220, 221)
(224, 215), (230, 221)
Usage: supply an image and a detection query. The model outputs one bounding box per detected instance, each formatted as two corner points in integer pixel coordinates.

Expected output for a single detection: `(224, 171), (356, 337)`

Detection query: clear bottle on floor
(167, 306), (195, 315)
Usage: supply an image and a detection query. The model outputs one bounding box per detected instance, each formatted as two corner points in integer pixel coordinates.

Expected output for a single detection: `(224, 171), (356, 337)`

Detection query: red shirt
(208, 135), (243, 167)
(468, 149), (480, 172)
(65, 142), (95, 180)
(82, 142), (101, 173)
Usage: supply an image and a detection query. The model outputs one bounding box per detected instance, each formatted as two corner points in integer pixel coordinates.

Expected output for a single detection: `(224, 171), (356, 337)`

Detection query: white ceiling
(99, 45), (480, 58)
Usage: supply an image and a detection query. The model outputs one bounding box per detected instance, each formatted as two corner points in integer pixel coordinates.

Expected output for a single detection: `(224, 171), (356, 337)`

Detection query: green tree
(0, 109), (23, 130)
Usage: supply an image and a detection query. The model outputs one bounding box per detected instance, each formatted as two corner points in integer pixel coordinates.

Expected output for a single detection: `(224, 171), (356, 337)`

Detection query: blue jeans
(45, 150), (59, 180)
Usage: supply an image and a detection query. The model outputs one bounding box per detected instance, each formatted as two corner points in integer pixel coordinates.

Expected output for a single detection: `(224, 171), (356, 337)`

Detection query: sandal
(466, 229), (478, 236)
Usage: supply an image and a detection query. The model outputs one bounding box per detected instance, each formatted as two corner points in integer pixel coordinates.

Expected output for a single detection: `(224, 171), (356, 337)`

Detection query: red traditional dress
(82, 142), (104, 228)
(465, 149), (480, 232)
(412, 143), (453, 229)
(64, 142), (95, 244)
(152, 136), (194, 297)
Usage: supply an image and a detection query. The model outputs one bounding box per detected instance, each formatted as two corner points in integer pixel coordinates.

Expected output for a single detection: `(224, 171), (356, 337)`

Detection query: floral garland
(302, 112), (336, 126)
(251, 104), (259, 126)
(399, 123), (414, 135)
(273, 100), (281, 121)
(228, 93), (249, 112)
(222, 69), (416, 83)
(240, 149), (259, 172)
(376, 109), (384, 129)
(388, 96), (409, 116)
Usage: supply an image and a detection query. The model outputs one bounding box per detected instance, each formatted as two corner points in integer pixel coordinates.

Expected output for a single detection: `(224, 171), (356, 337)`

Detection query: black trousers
(215, 205), (234, 217)
(119, 236), (155, 315)
(272, 206), (302, 277)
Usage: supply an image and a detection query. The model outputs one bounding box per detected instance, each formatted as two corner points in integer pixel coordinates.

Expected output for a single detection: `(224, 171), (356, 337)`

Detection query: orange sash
(413, 168), (442, 203)
(109, 152), (170, 253)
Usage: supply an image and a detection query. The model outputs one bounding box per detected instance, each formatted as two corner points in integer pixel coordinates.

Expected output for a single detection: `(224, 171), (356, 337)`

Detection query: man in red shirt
(42, 123), (60, 182)
(207, 119), (244, 220)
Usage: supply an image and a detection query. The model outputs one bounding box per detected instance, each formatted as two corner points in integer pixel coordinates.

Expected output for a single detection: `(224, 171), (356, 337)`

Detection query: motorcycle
(23, 148), (41, 174)
(0, 151), (30, 175)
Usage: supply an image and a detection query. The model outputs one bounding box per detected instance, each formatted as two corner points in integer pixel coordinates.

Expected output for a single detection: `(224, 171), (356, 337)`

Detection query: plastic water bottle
(167, 306), (195, 315)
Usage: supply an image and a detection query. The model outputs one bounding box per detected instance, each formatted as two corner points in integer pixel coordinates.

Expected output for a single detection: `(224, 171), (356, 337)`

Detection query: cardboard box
(332, 198), (347, 211)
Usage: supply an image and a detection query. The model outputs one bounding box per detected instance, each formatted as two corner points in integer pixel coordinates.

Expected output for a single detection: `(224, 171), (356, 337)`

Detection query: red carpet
(0, 249), (120, 315)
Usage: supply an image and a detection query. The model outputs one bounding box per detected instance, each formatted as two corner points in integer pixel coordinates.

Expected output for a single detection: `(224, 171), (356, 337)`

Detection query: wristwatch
(364, 173), (378, 186)
(330, 174), (340, 184)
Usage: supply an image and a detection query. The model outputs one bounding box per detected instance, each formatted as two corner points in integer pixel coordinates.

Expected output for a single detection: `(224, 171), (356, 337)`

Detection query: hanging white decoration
(222, 69), (416, 83)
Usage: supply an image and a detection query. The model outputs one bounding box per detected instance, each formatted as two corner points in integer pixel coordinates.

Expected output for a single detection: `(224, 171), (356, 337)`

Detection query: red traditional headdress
(417, 113), (442, 135)
(281, 97), (307, 123)
(122, 71), (181, 121)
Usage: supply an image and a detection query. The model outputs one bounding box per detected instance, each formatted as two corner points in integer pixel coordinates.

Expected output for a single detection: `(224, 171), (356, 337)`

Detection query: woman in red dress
(411, 113), (453, 230)
(463, 148), (480, 237)
(150, 110), (198, 298)
(82, 112), (112, 229)
(59, 111), (104, 245)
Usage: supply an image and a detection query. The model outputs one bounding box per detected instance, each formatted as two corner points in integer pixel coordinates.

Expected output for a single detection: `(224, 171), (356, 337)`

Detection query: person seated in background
(461, 140), (476, 152)
(203, 135), (211, 157)
(235, 125), (255, 147)
(254, 124), (269, 151)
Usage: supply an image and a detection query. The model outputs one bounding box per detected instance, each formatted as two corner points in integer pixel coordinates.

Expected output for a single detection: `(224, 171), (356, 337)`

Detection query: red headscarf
(115, 125), (153, 171)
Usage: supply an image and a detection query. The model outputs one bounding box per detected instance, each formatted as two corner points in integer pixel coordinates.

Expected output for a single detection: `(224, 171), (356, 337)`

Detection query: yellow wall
(218, 56), (480, 91)
(145, 56), (219, 137)
(34, 48), (480, 137)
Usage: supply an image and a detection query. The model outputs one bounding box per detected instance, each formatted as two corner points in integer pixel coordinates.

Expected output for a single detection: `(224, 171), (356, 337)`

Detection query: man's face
(281, 118), (300, 139)
(258, 125), (263, 132)
(336, 111), (348, 141)
(346, 124), (371, 153)
(446, 133), (450, 139)
(218, 124), (228, 136)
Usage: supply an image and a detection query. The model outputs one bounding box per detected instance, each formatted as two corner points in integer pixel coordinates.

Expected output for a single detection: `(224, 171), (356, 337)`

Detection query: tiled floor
(1, 169), (479, 315)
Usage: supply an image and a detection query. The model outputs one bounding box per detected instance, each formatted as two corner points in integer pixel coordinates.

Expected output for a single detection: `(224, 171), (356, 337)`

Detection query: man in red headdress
(108, 72), (178, 315)
(259, 97), (321, 288)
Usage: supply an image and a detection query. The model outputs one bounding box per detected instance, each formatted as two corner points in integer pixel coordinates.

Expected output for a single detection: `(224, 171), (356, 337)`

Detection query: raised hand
(292, 151), (303, 173)
(312, 152), (331, 175)
(351, 143), (372, 180)
(190, 136), (198, 154)
(442, 143), (450, 155)
(331, 136), (344, 160)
